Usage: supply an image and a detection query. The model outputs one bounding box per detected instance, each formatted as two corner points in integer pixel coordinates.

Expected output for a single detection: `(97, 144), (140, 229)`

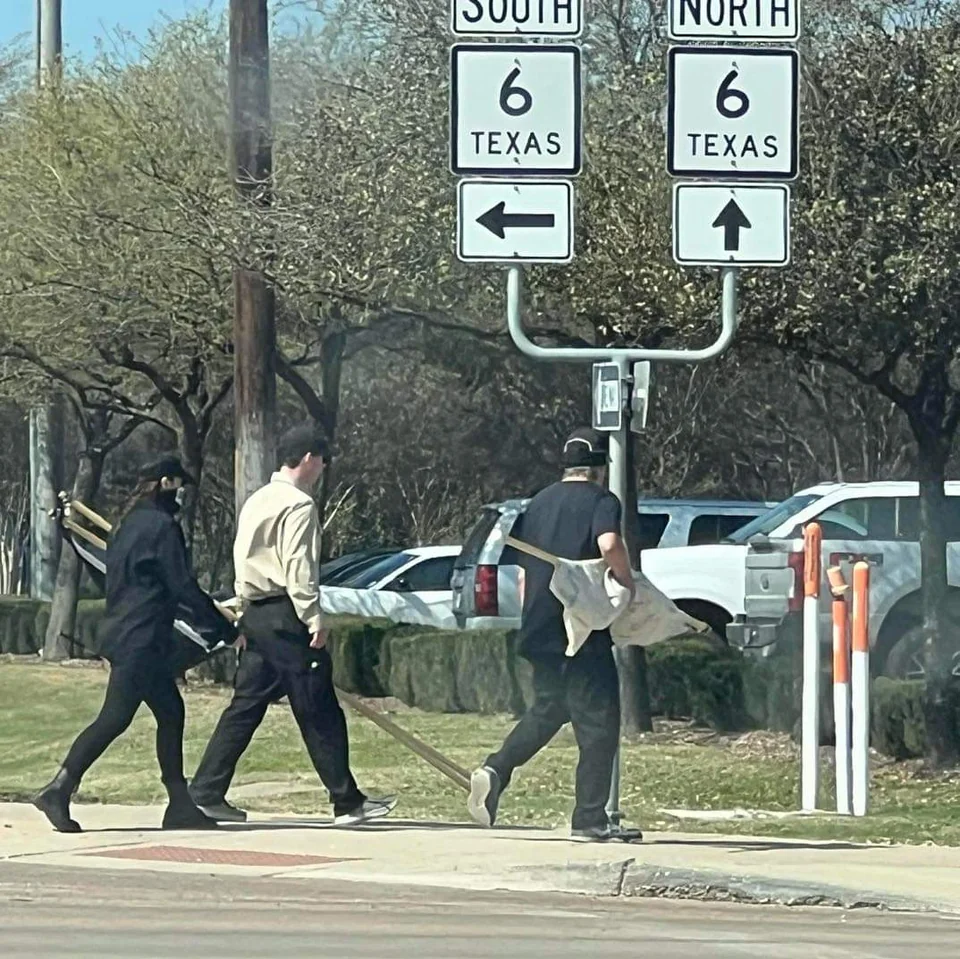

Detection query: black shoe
(571, 823), (643, 843)
(193, 798), (247, 823)
(162, 801), (220, 830)
(467, 766), (501, 828)
(33, 768), (82, 834)
(163, 782), (219, 830)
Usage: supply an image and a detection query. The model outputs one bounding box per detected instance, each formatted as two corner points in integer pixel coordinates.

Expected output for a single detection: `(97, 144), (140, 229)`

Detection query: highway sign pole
(508, 264), (739, 841)
(450, 0), (754, 841)
(507, 265), (740, 364)
(604, 354), (630, 832)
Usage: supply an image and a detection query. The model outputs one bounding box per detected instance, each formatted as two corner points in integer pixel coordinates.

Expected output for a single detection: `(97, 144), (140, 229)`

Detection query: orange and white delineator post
(851, 562), (871, 817)
(828, 565), (852, 815)
(801, 523), (823, 812)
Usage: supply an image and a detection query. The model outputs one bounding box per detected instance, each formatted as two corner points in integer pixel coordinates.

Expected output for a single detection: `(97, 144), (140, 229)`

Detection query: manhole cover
(84, 845), (363, 867)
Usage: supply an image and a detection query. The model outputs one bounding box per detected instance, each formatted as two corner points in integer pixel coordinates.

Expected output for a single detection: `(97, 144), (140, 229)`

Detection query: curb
(500, 859), (955, 914)
(620, 862), (950, 913)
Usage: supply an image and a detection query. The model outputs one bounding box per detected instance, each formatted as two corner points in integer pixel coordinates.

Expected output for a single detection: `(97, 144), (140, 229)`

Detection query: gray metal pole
(506, 266), (740, 364)
(37, 0), (62, 86)
(505, 266), (738, 840)
(605, 355), (630, 828)
(28, 407), (59, 601)
(30, 0), (64, 602)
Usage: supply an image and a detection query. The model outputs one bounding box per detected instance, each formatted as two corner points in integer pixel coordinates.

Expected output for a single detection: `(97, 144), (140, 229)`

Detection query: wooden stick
(337, 690), (471, 791)
(70, 499), (112, 533)
(64, 518), (107, 552)
(214, 600), (470, 792)
(66, 502), (473, 795)
(506, 535), (559, 568)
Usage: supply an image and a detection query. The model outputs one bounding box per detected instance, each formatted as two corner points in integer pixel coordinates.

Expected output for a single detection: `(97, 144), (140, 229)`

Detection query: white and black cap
(562, 427), (609, 468)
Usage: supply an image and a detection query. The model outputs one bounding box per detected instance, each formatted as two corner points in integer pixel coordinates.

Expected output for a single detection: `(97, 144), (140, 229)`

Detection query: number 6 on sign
(500, 68), (533, 117)
(716, 70), (749, 119)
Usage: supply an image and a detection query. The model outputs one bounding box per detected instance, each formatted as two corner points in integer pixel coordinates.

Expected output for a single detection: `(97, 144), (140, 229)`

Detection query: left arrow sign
(477, 201), (556, 239)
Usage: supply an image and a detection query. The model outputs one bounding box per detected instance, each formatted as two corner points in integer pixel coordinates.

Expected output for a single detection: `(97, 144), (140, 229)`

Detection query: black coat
(98, 499), (237, 663)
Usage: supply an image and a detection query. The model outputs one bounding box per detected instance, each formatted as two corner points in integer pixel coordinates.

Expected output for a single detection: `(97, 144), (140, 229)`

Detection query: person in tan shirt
(189, 424), (396, 826)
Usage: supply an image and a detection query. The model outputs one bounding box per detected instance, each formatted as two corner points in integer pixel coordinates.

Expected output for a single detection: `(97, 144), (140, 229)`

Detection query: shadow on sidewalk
(648, 837), (874, 852)
(496, 835), (873, 852)
(73, 818), (551, 836)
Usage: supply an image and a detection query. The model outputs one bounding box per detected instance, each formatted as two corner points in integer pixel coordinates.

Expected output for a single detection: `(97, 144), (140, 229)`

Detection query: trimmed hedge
(1, 596), (954, 754)
(0, 598), (105, 658)
(647, 638), (750, 732)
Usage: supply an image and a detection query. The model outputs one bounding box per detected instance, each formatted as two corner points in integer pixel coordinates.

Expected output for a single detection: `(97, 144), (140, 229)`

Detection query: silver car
(451, 498), (776, 630)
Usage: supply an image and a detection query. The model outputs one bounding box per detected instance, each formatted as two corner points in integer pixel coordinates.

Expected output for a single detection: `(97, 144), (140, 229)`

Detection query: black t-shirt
(515, 480), (622, 658)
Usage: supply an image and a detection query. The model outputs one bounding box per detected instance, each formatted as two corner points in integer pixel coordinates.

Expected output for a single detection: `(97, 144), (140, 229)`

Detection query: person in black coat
(33, 456), (239, 833)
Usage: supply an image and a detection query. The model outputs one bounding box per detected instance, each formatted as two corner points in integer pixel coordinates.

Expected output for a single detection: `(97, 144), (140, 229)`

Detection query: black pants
(486, 639), (621, 831)
(63, 652), (186, 786)
(190, 597), (365, 816)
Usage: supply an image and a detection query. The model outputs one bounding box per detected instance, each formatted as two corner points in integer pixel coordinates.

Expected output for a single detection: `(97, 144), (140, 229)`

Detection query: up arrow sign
(477, 201), (556, 239)
(672, 183), (790, 268)
(712, 199), (751, 251)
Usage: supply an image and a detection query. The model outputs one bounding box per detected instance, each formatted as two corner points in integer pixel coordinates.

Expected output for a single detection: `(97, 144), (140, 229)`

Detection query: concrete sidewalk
(3, 801), (960, 913)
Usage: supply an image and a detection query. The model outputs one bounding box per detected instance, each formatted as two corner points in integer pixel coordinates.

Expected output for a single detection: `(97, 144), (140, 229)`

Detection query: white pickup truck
(641, 481), (960, 677)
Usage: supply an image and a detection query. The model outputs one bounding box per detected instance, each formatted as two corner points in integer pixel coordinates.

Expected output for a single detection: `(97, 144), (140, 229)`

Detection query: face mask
(157, 488), (182, 513)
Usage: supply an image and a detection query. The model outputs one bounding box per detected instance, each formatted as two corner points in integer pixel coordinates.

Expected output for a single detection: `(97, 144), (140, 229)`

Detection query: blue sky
(3, 1), (228, 59)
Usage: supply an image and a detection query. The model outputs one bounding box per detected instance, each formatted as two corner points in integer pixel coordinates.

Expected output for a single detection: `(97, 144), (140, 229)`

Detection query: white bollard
(801, 524), (822, 812)
(851, 562), (871, 817)
(831, 589), (852, 815)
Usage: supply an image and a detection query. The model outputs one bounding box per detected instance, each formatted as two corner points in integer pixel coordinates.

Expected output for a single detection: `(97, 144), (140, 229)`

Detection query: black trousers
(190, 597), (365, 816)
(486, 638), (621, 831)
(63, 652), (186, 787)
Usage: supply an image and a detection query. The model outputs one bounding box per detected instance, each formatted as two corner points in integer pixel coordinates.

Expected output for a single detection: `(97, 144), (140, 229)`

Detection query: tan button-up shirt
(233, 472), (324, 634)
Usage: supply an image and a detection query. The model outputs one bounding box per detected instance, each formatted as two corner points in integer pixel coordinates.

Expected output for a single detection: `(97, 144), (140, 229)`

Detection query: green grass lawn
(3, 660), (960, 845)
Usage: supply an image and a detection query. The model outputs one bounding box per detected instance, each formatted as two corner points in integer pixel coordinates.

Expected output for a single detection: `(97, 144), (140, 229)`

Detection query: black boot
(33, 767), (81, 833)
(162, 780), (219, 830)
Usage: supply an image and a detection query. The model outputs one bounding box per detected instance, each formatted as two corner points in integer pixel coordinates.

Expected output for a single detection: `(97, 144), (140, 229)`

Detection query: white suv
(451, 498), (775, 631)
(725, 481), (960, 677)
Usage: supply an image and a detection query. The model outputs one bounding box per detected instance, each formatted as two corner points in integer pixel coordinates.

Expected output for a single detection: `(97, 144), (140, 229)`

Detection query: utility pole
(38, 0), (62, 84)
(30, 0), (65, 607)
(229, 0), (276, 513)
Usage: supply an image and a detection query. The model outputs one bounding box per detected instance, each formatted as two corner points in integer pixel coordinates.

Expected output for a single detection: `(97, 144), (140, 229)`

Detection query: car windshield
(722, 494), (820, 544)
(339, 552), (414, 589)
(322, 552), (395, 586)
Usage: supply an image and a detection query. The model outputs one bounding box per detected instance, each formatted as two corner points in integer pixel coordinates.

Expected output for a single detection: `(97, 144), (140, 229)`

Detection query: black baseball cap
(562, 427), (609, 468)
(137, 455), (195, 486)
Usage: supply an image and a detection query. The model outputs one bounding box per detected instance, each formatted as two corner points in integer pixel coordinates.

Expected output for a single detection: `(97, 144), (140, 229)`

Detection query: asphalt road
(1, 862), (958, 958)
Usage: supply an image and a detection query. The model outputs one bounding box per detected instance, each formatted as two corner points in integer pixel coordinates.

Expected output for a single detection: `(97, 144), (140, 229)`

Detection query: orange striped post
(828, 565), (852, 815)
(851, 562), (871, 816)
(801, 523), (823, 812)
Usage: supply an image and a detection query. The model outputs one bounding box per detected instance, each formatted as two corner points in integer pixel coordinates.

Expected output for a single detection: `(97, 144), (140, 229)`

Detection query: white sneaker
(334, 796), (397, 826)
(467, 766), (501, 828)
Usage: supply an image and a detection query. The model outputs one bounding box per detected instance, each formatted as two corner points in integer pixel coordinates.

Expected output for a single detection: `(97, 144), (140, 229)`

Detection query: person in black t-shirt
(467, 427), (635, 841)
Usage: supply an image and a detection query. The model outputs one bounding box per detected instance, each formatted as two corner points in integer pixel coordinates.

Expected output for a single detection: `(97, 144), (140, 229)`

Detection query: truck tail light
(787, 551), (805, 612)
(475, 565), (499, 617)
